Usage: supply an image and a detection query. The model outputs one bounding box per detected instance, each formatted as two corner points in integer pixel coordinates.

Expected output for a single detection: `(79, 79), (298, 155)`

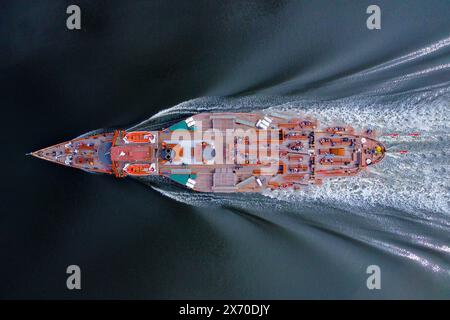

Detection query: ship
(31, 112), (386, 192)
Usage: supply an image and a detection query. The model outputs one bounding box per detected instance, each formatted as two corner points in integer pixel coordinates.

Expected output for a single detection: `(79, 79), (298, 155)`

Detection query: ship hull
(32, 112), (386, 193)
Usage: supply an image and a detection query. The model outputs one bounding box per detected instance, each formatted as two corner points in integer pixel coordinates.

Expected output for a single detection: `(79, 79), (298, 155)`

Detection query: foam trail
(132, 84), (450, 274)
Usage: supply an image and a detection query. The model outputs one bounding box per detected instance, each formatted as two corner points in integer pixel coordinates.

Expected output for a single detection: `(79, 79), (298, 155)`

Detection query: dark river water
(1, 0), (449, 298)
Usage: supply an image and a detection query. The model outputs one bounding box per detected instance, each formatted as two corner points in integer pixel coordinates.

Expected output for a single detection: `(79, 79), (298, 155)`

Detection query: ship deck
(32, 112), (385, 193)
(152, 112), (385, 192)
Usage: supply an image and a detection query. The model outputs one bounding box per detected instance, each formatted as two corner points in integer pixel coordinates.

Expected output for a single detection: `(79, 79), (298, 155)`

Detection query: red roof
(110, 145), (152, 162)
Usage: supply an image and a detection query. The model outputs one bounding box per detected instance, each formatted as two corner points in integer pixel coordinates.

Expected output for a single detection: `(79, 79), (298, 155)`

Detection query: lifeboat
(123, 163), (155, 176)
(123, 131), (155, 144)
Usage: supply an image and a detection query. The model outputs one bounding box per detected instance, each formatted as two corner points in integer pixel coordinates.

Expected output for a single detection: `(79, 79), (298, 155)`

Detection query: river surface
(1, 0), (449, 298)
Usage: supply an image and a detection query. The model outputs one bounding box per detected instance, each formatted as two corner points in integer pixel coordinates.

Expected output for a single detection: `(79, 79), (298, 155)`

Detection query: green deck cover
(168, 119), (195, 131)
(169, 174), (197, 186)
